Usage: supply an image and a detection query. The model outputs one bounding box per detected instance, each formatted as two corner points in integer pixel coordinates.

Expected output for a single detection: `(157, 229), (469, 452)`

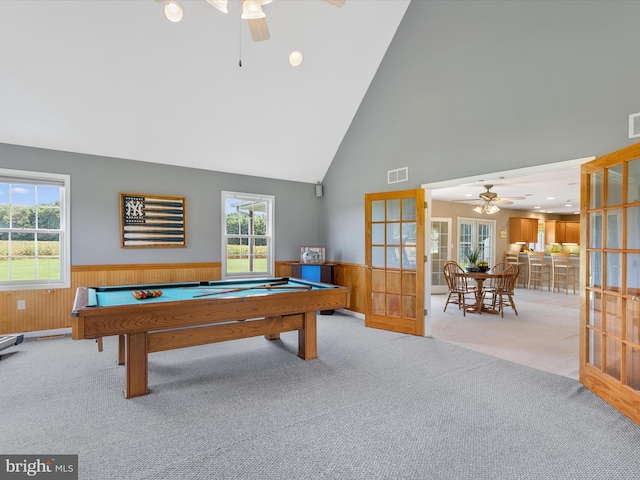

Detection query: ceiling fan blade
(247, 18), (270, 42)
(499, 196), (526, 201)
(322, 0), (346, 6)
(494, 199), (514, 205)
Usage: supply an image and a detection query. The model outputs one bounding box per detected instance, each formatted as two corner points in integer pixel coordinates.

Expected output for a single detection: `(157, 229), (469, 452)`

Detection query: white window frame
(457, 217), (496, 267)
(221, 191), (274, 279)
(0, 168), (71, 291)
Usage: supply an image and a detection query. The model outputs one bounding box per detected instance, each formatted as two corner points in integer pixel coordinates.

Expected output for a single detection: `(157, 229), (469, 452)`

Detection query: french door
(581, 141), (640, 424)
(365, 189), (425, 335)
(457, 218), (495, 267)
(431, 218), (452, 294)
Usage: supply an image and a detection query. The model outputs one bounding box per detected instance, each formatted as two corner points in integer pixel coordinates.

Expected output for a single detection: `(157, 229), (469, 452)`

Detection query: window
(0, 169), (70, 291)
(222, 191), (274, 279)
(457, 217), (496, 267)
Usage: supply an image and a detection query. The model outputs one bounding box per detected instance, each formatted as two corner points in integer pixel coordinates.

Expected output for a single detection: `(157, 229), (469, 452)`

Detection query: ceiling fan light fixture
(163, 1), (184, 22)
(206, 0), (228, 14)
(473, 203), (500, 215)
(289, 50), (304, 67)
(241, 0), (266, 20)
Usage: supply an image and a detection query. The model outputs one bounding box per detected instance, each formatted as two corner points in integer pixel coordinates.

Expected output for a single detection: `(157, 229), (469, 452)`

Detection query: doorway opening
(422, 156), (593, 377)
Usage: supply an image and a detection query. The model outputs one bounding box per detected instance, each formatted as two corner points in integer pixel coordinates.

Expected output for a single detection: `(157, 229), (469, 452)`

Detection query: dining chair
(505, 250), (525, 287)
(443, 261), (476, 315)
(484, 261), (509, 297)
(526, 251), (550, 291)
(551, 252), (577, 294)
(486, 264), (519, 317)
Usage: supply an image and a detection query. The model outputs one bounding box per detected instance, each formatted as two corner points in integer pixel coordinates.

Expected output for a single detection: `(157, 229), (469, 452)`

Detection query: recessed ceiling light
(565, 204), (572, 207)
(464, 194), (473, 197)
(164, 1), (184, 22)
(288, 50), (303, 66)
(547, 197), (555, 200)
(534, 206), (541, 209)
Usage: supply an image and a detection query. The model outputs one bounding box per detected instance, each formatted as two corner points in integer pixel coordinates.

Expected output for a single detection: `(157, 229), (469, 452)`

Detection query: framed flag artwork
(120, 193), (187, 248)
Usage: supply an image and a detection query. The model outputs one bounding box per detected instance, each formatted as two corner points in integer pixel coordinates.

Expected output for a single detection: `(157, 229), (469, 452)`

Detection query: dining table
(462, 270), (506, 314)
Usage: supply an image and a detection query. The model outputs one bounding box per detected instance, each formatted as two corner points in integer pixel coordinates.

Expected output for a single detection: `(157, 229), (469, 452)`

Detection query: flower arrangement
(465, 248), (489, 272)
(465, 248), (480, 266)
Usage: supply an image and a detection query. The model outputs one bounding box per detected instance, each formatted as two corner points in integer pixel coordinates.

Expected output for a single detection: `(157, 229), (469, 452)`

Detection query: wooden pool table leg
(298, 311), (317, 360)
(124, 332), (148, 398)
(118, 334), (125, 365)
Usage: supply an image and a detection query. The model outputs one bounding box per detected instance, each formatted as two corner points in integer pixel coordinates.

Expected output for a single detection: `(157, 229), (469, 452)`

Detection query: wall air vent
(388, 167), (408, 184)
(629, 112), (640, 139)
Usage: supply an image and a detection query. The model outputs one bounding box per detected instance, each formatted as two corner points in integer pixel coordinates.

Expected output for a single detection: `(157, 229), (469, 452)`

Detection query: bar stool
(527, 251), (550, 291)
(551, 252), (577, 294)
(505, 250), (525, 287)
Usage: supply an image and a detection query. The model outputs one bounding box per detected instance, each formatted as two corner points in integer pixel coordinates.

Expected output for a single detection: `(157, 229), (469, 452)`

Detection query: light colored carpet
(2, 309), (639, 480)
(430, 287), (580, 379)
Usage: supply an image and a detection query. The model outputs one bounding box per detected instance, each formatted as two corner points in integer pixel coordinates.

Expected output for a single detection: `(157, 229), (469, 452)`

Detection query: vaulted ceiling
(0, 0), (410, 183)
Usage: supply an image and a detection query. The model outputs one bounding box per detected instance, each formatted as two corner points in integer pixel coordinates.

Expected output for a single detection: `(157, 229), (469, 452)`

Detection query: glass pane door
(457, 218), (496, 267)
(431, 218), (451, 294)
(365, 189), (424, 336)
(582, 141), (640, 424)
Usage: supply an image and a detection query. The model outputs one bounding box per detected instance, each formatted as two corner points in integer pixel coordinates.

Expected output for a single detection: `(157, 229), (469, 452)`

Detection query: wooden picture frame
(299, 246), (325, 264)
(120, 192), (186, 248)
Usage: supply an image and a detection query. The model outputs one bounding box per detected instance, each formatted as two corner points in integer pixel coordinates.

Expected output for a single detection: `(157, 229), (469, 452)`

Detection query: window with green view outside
(222, 191), (274, 278)
(0, 169), (70, 291)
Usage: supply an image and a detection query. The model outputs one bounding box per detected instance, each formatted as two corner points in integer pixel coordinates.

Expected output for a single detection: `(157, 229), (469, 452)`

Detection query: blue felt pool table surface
(88, 277), (332, 307)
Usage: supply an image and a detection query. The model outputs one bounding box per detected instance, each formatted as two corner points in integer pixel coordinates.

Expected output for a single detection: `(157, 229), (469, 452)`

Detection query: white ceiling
(429, 161), (588, 215)
(0, 0), (410, 184)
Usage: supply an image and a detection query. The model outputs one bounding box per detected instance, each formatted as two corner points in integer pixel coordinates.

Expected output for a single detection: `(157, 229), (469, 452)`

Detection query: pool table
(72, 277), (349, 398)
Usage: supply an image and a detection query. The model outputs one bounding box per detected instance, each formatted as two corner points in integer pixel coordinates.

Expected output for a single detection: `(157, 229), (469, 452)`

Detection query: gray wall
(0, 143), (322, 266)
(322, 0), (640, 264)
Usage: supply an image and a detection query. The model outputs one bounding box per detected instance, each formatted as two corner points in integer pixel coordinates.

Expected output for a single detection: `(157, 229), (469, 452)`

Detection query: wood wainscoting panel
(334, 263), (365, 314)
(0, 263), (221, 335)
(0, 260), (366, 335)
(275, 261), (293, 278)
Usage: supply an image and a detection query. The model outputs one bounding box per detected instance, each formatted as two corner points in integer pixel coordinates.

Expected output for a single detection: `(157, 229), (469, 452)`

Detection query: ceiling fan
(160, 0), (346, 42)
(477, 184), (525, 205)
(454, 185), (525, 214)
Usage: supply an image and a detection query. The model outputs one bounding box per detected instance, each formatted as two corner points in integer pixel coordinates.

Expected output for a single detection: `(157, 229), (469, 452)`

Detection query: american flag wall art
(120, 193), (186, 248)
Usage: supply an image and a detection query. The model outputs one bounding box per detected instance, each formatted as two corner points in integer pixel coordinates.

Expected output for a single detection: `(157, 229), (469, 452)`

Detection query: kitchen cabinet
(545, 220), (580, 244)
(509, 217), (539, 243)
(545, 220), (564, 243)
(564, 221), (580, 243)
